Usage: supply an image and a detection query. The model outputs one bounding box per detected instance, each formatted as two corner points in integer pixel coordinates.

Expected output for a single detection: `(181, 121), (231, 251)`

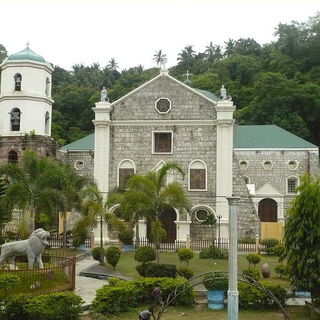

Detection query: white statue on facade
(100, 87), (108, 102)
(220, 85), (227, 100)
(0, 228), (50, 269)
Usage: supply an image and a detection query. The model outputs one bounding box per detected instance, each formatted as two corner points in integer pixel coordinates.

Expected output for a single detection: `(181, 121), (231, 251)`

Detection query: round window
(288, 160), (298, 170)
(195, 209), (209, 222)
(263, 161), (272, 170)
(239, 161), (248, 171)
(155, 98), (171, 114)
(74, 160), (84, 170)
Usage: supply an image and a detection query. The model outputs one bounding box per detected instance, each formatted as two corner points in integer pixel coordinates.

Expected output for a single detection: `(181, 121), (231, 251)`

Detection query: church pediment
(256, 183), (281, 196)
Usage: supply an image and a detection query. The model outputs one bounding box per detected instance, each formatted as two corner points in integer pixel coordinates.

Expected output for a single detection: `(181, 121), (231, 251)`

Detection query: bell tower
(0, 46), (56, 164)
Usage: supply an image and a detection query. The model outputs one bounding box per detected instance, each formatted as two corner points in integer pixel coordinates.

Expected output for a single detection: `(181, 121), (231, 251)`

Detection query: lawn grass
(115, 251), (290, 288)
(83, 305), (310, 320)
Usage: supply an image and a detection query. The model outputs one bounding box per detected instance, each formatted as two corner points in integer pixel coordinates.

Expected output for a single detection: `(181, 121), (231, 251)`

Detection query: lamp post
(217, 214), (222, 248)
(226, 197), (240, 320)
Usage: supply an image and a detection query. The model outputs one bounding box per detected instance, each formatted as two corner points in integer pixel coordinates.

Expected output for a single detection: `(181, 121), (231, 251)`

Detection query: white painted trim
(152, 130), (173, 154)
(287, 160), (299, 170)
(0, 94), (54, 104)
(286, 175), (300, 195)
(188, 159), (207, 191)
(73, 159), (85, 171)
(152, 160), (166, 171)
(234, 148), (318, 151)
(262, 160), (273, 170)
(155, 97), (172, 114)
(111, 120), (217, 126)
(1, 60), (54, 72)
(117, 159), (136, 188)
(239, 160), (248, 171)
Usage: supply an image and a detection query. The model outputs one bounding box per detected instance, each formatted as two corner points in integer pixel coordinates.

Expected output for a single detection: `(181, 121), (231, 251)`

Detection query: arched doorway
(147, 208), (177, 242)
(258, 198), (277, 222)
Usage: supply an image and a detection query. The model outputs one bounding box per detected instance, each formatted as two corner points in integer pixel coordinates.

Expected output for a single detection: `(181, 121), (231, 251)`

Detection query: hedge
(91, 277), (194, 315)
(2, 292), (83, 320)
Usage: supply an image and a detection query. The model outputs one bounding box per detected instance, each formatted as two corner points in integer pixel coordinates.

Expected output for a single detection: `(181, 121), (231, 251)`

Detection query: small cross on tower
(183, 70), (192, 81)
(26, 41), (30, 48)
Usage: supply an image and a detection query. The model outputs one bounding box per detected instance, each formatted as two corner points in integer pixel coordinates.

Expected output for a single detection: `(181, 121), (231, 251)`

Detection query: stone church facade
(1, 47), (318, 242)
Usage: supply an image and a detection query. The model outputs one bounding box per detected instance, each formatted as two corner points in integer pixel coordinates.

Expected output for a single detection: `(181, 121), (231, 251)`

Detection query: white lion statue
(0, 228), (50, 269)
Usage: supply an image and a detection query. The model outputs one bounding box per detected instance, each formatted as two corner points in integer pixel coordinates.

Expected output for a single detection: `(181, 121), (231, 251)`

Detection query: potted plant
(118, 228), (134, 251)
(203, 273), (228, 310)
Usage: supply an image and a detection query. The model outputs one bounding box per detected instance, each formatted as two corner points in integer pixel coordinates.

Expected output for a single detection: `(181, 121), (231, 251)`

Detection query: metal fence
(134, 237), (263, 253)
(0, 255), (76, 296)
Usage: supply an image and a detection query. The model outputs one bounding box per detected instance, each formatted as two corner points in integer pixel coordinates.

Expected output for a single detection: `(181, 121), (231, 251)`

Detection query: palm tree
(107, 58), (118, 71)
(79, 184), (123, 264)
(0, 151), (65, 234)
(153, 50), (168, 68)
(111, 161), (190, 263)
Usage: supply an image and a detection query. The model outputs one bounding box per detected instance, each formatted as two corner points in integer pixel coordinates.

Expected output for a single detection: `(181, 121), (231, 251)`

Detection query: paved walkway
(74, 255), (108, 307)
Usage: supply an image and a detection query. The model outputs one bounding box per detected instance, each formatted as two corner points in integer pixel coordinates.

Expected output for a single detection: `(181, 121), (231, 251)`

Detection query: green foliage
(238, 237), (256, 244)
(203, 273), (228, 290)
(246, 253), (261, 268)
(2, 292), (83, 320)
(72, 217), (91, 247)
(105, 246), (121, 270)
(92, 247), (105, 261)
(275, 264), (289, 278)
(177, 248), (194, 266)
(260, 238), (279, 255)
(272, 244), (285, 258)
(242, 268), (261, 281)
(91, 277), (194, 314)
(177, 267), (194, 280)
(199, 246), (227, 259)
(134, 246), (156, 264)
(239, 281), (288, 308)
(284, 175), (320, 299)
(144, 263), (177, 278)
(0, 274), (21, 292)
(118, 228), (134, 245)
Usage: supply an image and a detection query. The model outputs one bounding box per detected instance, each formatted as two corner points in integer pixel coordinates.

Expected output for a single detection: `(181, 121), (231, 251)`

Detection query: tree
(0, 44), (7, 63)
(107, 58), (118, 71)
(177, 45), (195, 70)
(111, 161), (190, 263)
(153, 50), (167, 68)
(0, 151), (66, 233)
(284, 174), (320, 315)
(79, 184), (123, 264)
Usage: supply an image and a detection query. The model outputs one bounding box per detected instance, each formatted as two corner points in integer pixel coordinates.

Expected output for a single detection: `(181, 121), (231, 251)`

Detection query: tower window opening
(10, 108), (21, 131)
(14, 74), (22, 91)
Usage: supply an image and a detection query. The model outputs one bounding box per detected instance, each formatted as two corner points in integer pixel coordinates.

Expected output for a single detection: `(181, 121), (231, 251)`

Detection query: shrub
(144, 263), (177, 278)
(105, 246), (121, 270)
(246, 253), (261, 268)
(177, 267), (194, 280)
(242, 268), (261, 281)
(199, 246), (227, 259)
(3, 292), (83, 320)
(118, 228), (134, 245)
(136, 263), (151, 277)
(260, 238), (279, 255)
(91, 247), (105, 262)
(0, 274), (21, 291)
(272, 244), (285, 258)
(275, 264), (289, 278)
(134, 246), (156, 264)
(203, 273), (228, 290)
(91, 277), (194, 314)
(0, 237), (6, 245)
(238, 237), (255, 244)
(239, 281), (288, 308)
(177, 248), (194, 266)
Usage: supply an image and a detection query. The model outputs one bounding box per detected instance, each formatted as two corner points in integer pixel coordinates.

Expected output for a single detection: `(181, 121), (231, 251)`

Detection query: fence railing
(0, 255), (76, 296)
(134, 237), (265, 253)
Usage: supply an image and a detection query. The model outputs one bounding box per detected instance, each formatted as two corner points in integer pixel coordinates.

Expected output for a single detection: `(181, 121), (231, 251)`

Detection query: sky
(1, 0), (319, 71)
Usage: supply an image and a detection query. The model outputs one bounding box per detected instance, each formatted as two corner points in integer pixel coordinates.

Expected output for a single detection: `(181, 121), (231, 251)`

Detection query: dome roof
(7, 47), (45, 63)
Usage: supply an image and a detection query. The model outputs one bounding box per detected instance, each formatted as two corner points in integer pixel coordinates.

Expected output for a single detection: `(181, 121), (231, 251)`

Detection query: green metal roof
(7, 47), (46, 63)
(60, 134), (94, 151)
(234, 125), (317, 149)
(194, 88), (218, 101)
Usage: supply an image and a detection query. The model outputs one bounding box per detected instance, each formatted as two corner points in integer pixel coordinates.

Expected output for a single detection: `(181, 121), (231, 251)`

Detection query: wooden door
(258, 198), (277, 222)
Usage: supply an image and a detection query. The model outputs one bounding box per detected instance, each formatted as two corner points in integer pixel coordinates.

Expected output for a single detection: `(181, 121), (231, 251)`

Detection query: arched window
(14, 73), (22, 91)
(45, 111), (50, 134)
(258, 198), (277, 222)
(8, 151), (18, 164)
(189, 160), (207, 191)
(45, 78), (50, 96)
(10, 108), (21, 131)
(287, 176), (299, 194)
(118, 159), (135, 190)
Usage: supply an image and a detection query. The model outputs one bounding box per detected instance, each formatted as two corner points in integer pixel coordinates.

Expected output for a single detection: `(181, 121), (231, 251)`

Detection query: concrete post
(227, 197), (240, 320)
(186, 234), (191, 249)
(255, 234), (260, 254)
